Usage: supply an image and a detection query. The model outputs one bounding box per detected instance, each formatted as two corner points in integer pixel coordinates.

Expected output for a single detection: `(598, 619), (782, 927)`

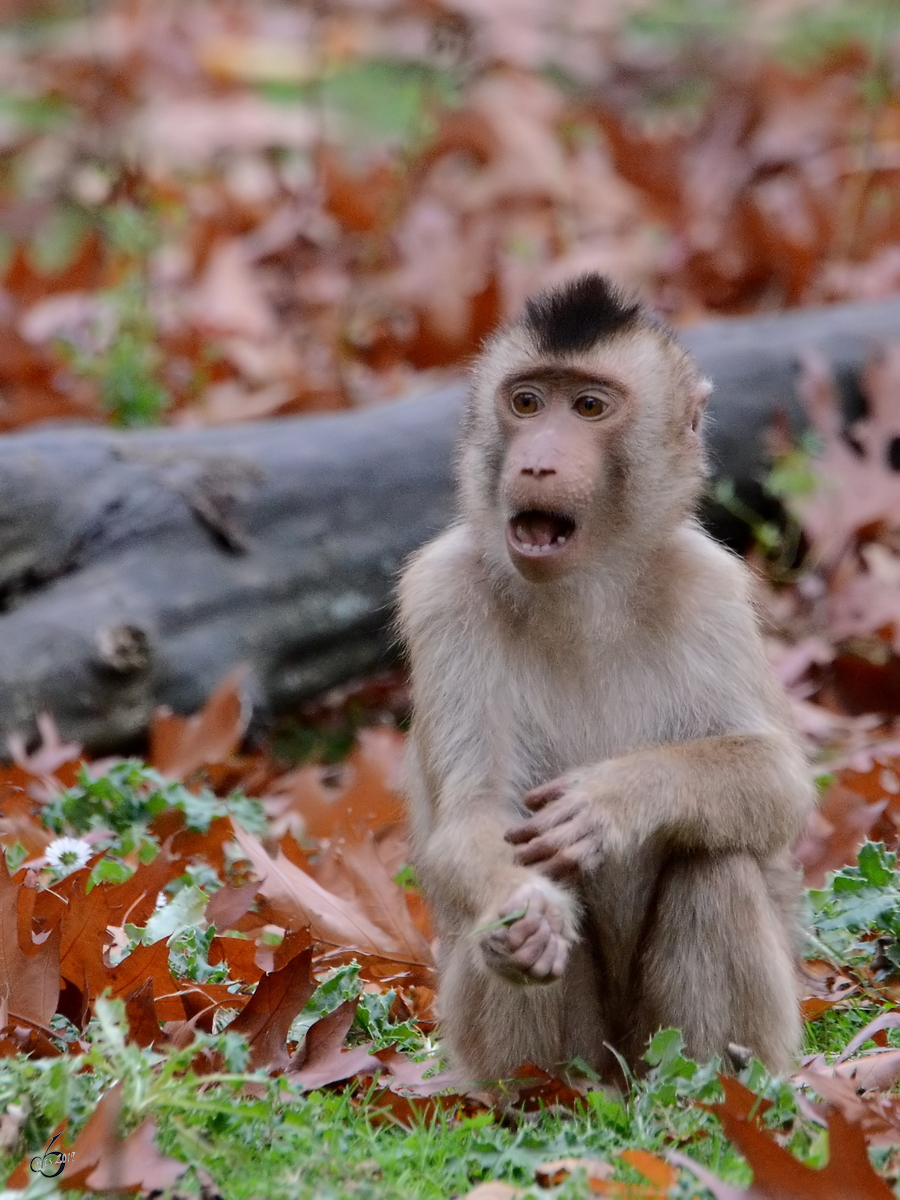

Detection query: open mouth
(507, 510), (577, 556)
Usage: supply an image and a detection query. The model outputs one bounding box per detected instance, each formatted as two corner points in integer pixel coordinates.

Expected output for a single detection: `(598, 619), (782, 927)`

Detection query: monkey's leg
(631, 853), (800, 1076)
(437, 935), (608, 1083)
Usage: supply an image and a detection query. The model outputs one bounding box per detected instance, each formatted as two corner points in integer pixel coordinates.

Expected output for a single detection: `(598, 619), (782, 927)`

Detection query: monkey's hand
(478, 880), (574, 984)
(505, 768), (634, 878)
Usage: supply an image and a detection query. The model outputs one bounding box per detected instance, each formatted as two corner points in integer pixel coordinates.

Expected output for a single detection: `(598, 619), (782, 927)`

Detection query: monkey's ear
(689, 377), (712, 433)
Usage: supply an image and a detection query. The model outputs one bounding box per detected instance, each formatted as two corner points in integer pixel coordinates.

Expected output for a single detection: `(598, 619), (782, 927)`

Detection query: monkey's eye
(573, 394), (609, 419)
(511, 391), (543, 416)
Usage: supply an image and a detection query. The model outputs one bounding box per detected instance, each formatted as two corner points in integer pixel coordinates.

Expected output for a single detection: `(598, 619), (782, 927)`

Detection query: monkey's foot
(479, 881), (571, 983)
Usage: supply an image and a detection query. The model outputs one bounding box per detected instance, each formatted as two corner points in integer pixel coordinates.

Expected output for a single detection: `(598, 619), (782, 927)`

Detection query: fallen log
(0, 294), (898, 750)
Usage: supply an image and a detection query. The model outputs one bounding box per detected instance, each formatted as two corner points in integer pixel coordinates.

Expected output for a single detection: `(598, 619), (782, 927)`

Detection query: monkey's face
(463, 328), (707, 585)
(496, 365), (626, 582)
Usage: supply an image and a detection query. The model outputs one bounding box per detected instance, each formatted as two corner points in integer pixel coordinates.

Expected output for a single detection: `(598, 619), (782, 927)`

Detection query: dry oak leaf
(536, 1149), (674, 1196)
(314, 832), (433, 965)
(374, 1047), (460, 1097)
(794, 347), (900, 569)
(692, 1076), (896, 1199)
(232, 824), (400, 954)
(799, 1070), (900, 1149)
(799, 957), (858, 1022)
(536, 1157), (614, 1187)
(804, 1013), (900, 1093)
(107, 939), (188, 1024)
(8, 1084), (185, 1193)
(794, 780), (886, 888)
(59, 843), (188, 998)
(287, 997), (383, 1090)
(150, 666), (251, 780)
(265, 726), (405, 841)
(225, 945), (317, 1072)
(0, 855), (60, 1028)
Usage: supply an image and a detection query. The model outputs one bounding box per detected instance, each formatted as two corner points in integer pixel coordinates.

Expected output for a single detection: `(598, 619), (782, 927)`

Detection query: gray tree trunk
(0, 295), (898, 751)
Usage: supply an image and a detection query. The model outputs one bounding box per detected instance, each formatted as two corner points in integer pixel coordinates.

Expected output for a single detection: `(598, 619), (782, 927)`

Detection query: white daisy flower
(45, 836), (92, 875)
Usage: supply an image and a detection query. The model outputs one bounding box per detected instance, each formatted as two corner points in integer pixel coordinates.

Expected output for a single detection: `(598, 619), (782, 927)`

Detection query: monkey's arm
(399, 531), (579, 979)
(507, 545), (815, 876)
(506, 730), (813, 877)
(408, 705), (580, 981)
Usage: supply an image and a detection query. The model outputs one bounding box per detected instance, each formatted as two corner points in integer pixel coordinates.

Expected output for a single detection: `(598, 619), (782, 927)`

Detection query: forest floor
(5, 1), (900, 1197)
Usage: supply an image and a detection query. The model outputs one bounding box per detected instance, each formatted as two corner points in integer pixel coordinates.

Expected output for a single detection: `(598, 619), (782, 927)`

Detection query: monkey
(396, 273), (816, 1085)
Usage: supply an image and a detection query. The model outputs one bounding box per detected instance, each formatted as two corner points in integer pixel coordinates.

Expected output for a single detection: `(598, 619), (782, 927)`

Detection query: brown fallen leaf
(226, 946), (317, 1072)
(232, 825), (399, 955)
(207, 933), (265, 984)
(150, 666), (251, 780)
(264, 727), (406, 841)
(619, 1149), (677, 1192)
(798, 1070), (900, 1149)
(837, 1012), (900, 1062)
(7, 712), (81, 781)
(287, 998), (383, 1090)
(316, 833), (433, 965)
(460, 1185), (522, 1200)
(8, 1084), (185, 1193)
(375, 1047), (460, 1097)
(107, 940), (186, 1024)
(806, 1048), (900, 1093)
(204, 881), (261, 931)
(0, 856), (60, 1028)
(799, 957), (859, 1021)
(535, 1157), (613, 1187)
(711, 1076), (894, 1199)
(794, 782), (886, 887)
(123, 979), (165, 1049)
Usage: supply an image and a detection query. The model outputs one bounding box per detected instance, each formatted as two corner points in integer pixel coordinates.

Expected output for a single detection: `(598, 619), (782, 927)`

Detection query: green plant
(57, 201), (171, 426)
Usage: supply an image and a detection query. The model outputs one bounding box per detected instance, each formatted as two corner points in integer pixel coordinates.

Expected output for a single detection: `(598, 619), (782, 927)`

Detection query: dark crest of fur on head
(522, 274), (642, 356)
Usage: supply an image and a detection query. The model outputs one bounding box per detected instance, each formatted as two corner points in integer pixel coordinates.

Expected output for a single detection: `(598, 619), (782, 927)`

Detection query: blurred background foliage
(0, 0), (898, 427)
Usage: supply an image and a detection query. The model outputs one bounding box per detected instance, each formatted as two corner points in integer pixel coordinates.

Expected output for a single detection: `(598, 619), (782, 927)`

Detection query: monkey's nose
(521, 465), (556, 477)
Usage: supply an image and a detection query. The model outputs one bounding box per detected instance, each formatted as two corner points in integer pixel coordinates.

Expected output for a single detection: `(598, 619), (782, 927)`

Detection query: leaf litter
(4, 0), (900, 1196)
(2, 1), (900, 427)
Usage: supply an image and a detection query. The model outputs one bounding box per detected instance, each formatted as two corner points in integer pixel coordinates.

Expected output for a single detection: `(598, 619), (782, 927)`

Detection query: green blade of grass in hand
(471, 905), (529, 935)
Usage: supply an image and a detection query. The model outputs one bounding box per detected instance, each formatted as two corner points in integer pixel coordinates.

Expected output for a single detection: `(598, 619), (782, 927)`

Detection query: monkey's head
(460, 274), (710, 585)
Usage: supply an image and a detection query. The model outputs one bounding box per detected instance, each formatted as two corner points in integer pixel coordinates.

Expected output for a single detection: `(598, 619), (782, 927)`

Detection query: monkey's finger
(511, 922), (553, 969)
(504, 822), (539, 845)
(541, 839), (597, 880)
(511, 835), (559, 865)
(505, 911), (544, 949)
(529, 932), (564, 979)
(522, 783), (565, 812)
(513, 815), (584, 861)
(549, 935), (569, 980)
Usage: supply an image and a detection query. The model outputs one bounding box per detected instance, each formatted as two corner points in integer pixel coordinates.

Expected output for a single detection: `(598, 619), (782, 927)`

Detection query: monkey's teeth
(557, 535), (566, 545)
(516, 523), (528, 542)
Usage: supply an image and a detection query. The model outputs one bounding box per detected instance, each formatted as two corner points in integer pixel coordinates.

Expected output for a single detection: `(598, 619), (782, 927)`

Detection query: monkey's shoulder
(397, 523), (482, 636)
(668, 522), (757, 617)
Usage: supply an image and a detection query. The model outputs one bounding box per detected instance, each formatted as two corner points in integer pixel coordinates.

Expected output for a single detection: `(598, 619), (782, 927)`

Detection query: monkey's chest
(512, 653), (681, 773)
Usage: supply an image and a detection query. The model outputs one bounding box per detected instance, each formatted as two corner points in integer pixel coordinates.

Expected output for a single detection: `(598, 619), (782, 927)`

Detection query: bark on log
(0, 295), (898, 751)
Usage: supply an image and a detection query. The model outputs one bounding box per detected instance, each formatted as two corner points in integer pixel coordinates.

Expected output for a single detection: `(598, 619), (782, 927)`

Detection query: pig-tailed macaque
(398, 274), (814, 1082)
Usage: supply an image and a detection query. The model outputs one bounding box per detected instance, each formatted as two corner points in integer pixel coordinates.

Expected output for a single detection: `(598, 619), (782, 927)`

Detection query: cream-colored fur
(397, 292), (813, 1083)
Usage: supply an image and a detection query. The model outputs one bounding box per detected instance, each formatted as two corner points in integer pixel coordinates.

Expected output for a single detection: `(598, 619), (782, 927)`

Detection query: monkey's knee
(437, 938), (604, 1081)
(637, 854), (800, 1075)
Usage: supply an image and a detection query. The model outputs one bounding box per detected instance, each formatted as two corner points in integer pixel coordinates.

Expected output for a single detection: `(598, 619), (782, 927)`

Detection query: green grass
(2, 1016), (757, 1199)
(803, 1004), (900, 1057)
(5, 754), (900, 1198)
